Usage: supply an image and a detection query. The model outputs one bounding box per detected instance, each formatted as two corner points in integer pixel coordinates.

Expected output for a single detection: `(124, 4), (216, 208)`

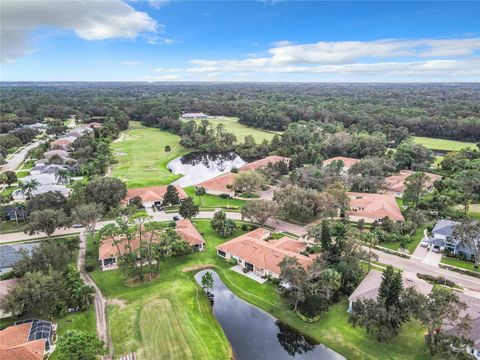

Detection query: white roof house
(22, 174), (58, 186)
(12, 184), (71, 201)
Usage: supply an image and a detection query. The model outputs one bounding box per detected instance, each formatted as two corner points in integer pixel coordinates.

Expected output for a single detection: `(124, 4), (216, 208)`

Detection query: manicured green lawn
(111, 122), (188, 188)
(413, 136), (476, 151)
(441, 256), (479, 273)
(184, 186), (246, 209)
(192, 116), (280, 143)
(0, 220), (29, 235)
(87, 220), (433, 360)
(380, 224), (427, 254)
(50, 309), (97, 360)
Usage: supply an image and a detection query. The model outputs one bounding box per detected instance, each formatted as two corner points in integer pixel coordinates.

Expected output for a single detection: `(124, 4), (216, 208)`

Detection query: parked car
(72, 223), (84, 228)
(173, 216), (180, 221)
(420, 239), (429, 247)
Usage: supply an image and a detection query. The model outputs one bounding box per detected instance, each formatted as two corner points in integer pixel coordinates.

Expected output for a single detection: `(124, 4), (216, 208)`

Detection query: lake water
(168, 151), (246, 187)
(194, 270), (345, 360)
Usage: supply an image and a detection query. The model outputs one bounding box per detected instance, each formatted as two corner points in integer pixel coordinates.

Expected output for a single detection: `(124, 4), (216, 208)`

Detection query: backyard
(87, 220), (433, 360)
(111, 122), (188, 188)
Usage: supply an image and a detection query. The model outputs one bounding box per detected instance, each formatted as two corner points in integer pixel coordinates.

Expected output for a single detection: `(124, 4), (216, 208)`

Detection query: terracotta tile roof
(51, 137), (75, 147)
(323, 157), (360, 169)
(239, 156), (290, 171)
(217, 229), (312, 275)
(197, 156), (290, 193)
(348, 270), (433, 303)
(86, 122), (103, 129)
(347, 192), (405, 222)
(124, 185), (187, 204)
(175, 219), (205, 246)
(268, 236), (307, 253)
(384, 170), (442, 194)
(196, 172), (236, 193)
(99, 221), (203, 260)
(0, 324), (45, 360)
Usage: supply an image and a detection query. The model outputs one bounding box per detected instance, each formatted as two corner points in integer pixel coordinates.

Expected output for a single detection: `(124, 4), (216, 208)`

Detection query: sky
(1, 0), (479, 82)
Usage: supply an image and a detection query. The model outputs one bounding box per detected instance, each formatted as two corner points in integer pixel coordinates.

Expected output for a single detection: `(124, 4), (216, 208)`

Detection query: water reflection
(194, 270), (345, 360)
(168, 151), (245, 187)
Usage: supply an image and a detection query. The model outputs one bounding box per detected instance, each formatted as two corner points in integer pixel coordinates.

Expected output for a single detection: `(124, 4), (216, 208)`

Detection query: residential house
(85, 122), (103, 129)
(181, 113), (208, 119)
(197, 155), (290, 196)
(0, 319), (54, 360)
(29, 164), (69, 176)
(1, 205), (28, 222)
(346, 192), (405, 223)
(347, 270), (433, 312)
(174, 219), (205, 251)
(50, 136), (77, 150)
(98, 219), (205, 270)
(43, 149), (70, 160)
(444, 293), (480, 359)
(216, 228), (312, 278)
(123, 185), (187, 208)
(426, 220), (478, 260)
(0, 243), (38, 275)
(22, 123), (48, 131)
(383, 170), (442, 197)
(323, 156), (360, 173)
(12, 184), (71, 201)
(22, 173), (62, 186)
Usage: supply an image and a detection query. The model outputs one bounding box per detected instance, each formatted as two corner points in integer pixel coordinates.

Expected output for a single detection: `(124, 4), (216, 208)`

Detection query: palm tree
(55, 169), (71, 184)
(20, 179), (40, 199)
(195, 186), (206, 206)
(77, 285), (95, 309)
(319, 268), (341, 301)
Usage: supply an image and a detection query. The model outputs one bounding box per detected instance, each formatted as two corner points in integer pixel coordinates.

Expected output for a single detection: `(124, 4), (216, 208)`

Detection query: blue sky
(1, 1), (479, 82)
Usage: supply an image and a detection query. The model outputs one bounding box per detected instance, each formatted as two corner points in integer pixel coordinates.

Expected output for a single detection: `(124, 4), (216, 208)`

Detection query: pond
(167, 151), (246, 187)
(194, 270), (345, 360)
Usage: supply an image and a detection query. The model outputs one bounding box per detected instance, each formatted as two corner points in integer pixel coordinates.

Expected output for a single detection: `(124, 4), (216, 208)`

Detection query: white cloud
(148, 0), (171, 9)
(153, 74), (180, 80)
(153, 37), (480, 81)
(271, 40), (294, 47)
(122, 60), (141, 66)
(1, 0), (157, 62)
(267, 38), (480, 65)
(154, 67), (182, 72)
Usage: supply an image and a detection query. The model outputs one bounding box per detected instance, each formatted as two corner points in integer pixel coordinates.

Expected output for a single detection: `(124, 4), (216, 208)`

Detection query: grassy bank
(380, 225), (427, 254)
(184, 186), (246, 209)
(111, 122), (188, 188)
(413, 136), (476, 152)
(441, 256), (479, 273)
(192, 116), (280, 143)
(87, 220), (433, 360)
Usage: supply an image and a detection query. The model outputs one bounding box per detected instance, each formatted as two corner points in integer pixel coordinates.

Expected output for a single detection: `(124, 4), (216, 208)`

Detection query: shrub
(229, 258), (238, 266)
(250, 224), (259, 231)
(416, 273), (457, 287)
(219, 193), (231, 198)
(85, 259), (96, 272)
(241, 224), (249, 231)
(231, 167), (238, 173)
(438, 265), (480, 279)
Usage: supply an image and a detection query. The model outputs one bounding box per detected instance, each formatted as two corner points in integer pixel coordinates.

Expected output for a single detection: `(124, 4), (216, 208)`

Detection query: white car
(420, 239), (429, 247)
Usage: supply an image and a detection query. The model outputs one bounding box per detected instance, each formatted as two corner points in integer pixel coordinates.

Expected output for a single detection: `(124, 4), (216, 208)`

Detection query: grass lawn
(111, 122), (188, 188)
(49, 309), (97, 360)
(184, 186), (246, 209)
(413, 136), (476, 152)
(380, 224), (427, 254)
(192, 116), (280, 143)
(0, 220), (29, 235)
(87, 220), (433, 360)
(441, 256), (479, 273)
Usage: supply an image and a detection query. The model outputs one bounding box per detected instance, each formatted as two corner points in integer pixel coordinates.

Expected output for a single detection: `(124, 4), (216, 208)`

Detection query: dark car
(173, 216), (180, 221)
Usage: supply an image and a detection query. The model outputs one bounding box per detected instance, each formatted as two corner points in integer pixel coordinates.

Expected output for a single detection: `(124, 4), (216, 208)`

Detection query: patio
(231, 265), (268, 284)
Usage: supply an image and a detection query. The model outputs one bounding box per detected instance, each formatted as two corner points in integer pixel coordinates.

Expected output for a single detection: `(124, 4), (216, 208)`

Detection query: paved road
(0, 141), (41, 172)
(3, 211), (479, 294)
(77, 231), (113, 359)
(373, 249), (480, 292)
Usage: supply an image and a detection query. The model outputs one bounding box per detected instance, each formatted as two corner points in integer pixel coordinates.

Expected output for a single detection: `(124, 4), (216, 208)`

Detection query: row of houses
(327, 156), (441, 197)
(12, 123), (101, 201)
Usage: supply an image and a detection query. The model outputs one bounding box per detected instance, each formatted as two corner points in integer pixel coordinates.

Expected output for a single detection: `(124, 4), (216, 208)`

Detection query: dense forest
(1, 82), (479, 142)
